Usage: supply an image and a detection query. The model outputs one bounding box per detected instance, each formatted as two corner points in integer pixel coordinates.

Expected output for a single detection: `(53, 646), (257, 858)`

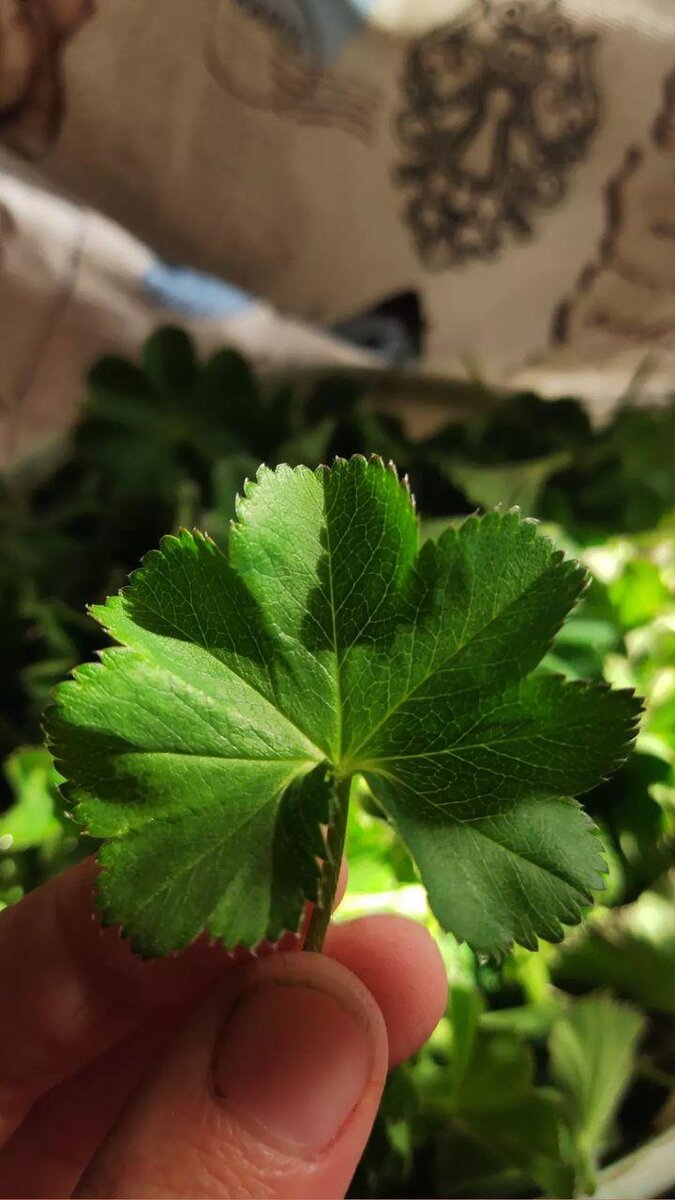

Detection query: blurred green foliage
(1, 328), (674, 1197)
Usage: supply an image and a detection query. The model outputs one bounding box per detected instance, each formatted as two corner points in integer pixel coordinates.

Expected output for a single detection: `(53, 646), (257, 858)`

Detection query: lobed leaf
(47, 458), (641, 957)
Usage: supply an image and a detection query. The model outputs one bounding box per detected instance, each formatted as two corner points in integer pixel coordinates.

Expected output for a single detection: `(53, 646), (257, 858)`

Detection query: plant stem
(304, 775), (351, 953)
(173, 476), (201, 533)
(637, 1056), (675, 1090)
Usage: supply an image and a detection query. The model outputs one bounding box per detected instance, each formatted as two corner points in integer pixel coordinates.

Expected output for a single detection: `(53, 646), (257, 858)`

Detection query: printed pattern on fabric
(2, 0), (675, 438)
(394, 0), (600, 269)
(553, 67), (675, 352)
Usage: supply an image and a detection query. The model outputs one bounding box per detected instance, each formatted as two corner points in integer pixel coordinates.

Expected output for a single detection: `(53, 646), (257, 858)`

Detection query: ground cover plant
(1, 329), (674, 1197)
(44, 459), (639, 959)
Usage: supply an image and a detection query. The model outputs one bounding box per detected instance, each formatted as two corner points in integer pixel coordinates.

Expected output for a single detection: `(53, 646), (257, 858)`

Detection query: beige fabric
(0, 172), (371, 465)
(2, 0), (675, 460)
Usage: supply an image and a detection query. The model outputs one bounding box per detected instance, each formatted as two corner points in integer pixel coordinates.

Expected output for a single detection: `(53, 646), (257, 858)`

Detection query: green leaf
(444, 453), (570, 517)
(549, 993), (645, 1183)
(86, 354), (155, 424)
(556, 876), (675, 1015)
(142, 326), (198, 400)
(583, 749), (674, 897)
(79, 330), (263, 511)
(448, 983), (484, 1093)
(197, 349), (264, 455)
(1, 748), (64, 852)
(451, 1031), (576, 1198)
(200, 454), (260, 547)
(456, 1031), (533, 1112)
(608, 558), (673, 630)
(343, 785), (414, 897)
(544, 613), (619, 681)
(46, 458), (640, 957)
(351, 1066), (420, 1199)
(433, 1127), (532, 1200)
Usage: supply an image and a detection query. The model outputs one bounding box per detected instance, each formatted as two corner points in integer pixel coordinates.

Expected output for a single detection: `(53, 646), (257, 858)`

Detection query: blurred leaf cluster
(1, 328), (674, 1197)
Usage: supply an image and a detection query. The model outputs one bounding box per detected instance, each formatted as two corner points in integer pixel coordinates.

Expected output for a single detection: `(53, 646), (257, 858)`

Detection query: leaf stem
(304, 775), (351, 953)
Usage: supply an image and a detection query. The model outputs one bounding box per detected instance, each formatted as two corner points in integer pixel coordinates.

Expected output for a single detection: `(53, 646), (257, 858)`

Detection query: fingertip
(325, 914), (448, 1066)
(214, 952), (388, 1157)
(74, 951), (389, 1199)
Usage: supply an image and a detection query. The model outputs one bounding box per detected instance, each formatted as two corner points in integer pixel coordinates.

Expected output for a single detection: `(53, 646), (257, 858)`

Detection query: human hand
(0, 858), (446, 1198)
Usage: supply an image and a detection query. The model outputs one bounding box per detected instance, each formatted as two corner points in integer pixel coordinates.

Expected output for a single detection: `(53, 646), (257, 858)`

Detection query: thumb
(75, 952), (388, 1199)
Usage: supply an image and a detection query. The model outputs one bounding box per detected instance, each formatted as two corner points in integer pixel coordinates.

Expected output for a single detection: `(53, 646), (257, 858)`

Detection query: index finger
(0, 857), (237, 1145)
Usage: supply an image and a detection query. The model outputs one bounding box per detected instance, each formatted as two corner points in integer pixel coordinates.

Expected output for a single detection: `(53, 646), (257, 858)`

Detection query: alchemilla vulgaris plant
(46, 457), (641, 958)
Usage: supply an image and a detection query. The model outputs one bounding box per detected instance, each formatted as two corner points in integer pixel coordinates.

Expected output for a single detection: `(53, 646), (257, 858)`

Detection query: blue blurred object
(233, 0), (376, 62)
(143, 263), (255, 319)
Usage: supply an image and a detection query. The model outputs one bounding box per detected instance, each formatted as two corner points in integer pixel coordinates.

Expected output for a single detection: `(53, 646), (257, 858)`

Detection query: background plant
(1, 329), (674, 1198)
